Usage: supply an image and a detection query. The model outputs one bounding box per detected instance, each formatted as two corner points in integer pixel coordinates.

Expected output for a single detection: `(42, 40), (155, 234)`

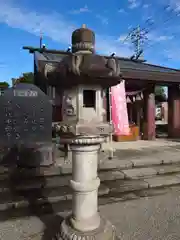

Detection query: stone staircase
(0, 144), (180, 219)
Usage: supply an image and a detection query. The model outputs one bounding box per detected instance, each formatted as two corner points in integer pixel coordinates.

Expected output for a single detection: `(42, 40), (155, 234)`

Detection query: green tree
(12, 72), (34, 85)
(21, 72), (34, 83)
(155, 86), (166, 100)
(0, 81), (9, 88)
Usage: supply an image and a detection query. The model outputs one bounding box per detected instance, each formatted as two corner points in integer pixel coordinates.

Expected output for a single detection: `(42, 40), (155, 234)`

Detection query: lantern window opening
(83, 89), (96, 109)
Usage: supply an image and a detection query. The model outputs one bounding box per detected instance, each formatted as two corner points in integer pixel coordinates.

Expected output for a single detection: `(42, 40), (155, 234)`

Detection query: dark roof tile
(37, 51), (178, 73)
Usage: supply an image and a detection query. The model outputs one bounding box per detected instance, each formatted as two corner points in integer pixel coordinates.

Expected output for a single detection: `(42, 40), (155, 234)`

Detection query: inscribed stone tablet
(0, 83), (52, 147)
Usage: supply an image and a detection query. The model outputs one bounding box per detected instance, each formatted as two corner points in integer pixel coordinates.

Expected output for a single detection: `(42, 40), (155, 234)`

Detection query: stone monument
(49, 24), (122, 240)
(0, 83), (53, 167)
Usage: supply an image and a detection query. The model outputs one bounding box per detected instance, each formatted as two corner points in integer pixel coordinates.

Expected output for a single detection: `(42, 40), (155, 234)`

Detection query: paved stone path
(102, 139), (180, 151)
(1, 187), (180, 239)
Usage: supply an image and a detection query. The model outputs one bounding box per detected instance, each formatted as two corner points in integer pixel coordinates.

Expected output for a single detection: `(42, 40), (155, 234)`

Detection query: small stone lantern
(51, 24), (122, 240)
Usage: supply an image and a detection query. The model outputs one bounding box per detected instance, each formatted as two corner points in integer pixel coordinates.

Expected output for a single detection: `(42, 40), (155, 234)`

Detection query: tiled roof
(118, 59), (178, 73)
(35, 51), (178, 73)
(31, 48), (180, 83)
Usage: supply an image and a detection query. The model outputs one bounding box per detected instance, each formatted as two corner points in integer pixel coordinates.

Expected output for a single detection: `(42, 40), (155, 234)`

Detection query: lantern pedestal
(57, 136), (116, 240)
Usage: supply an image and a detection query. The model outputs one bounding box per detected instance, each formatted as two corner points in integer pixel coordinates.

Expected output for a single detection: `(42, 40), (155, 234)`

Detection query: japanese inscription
(0, 83), (52, 147)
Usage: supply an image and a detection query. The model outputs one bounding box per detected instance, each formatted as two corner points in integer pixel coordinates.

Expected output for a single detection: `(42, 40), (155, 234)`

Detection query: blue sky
(0, 0), (180, 84)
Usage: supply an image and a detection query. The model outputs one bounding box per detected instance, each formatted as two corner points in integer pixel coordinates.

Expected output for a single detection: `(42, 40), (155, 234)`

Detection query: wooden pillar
(142, 85), (156, 140)
(168, 85), (180, 138)
(136, 102), (141, 130)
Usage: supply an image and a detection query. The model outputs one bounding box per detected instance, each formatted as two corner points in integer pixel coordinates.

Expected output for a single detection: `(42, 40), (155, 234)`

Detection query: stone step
(102, 174), (180, 195)
(121, 164), (180, 180)
(154, 164), (180, 175)
(0, 159), (180, 215)
(0, 184), (110, 210)
(0, 174), (180, 216)
(122, 167), (157, 179)
(0, 149), (180, 180)
(0, 163), (180, 192)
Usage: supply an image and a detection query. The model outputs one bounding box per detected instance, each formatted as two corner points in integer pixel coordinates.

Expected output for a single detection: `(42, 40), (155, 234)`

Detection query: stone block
(174, 173), (180, 179)
(137, 188), (169, 198)
(99, 184), (110, 195)
(43, 176), (71, 187)
(144, 175), (180, 188)
(120, 192), (139, 201)
(11, 175), (71, 191)
(39, 166), (61, 176)
(0, 167), (9, 174)
(162, 155), (180, 164)
(99, 171), (125, 181)
(99, 160), (132, 170)
(105, 179), (149, 193)
(155, 165), (180, 175)
(60, 164), (72, 174)
(122, 168), (157, 180)
(131, 158), (163, 167)
(54, 157), (66, 166)
(0, 166), (62, 180)
(170, 185), (180, 192)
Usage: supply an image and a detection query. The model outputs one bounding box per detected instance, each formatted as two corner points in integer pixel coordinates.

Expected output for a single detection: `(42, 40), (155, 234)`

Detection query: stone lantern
(51, 24), (122, 240)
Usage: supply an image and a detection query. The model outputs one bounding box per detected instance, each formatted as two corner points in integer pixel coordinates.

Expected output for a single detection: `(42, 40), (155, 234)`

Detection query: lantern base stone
(56, 215), (116, 240)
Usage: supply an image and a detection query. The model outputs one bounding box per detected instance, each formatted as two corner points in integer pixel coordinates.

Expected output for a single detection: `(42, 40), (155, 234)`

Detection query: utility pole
(134, 25), (141, 58)
(123, 25), (148, 60)
(40, 31), (43, 48)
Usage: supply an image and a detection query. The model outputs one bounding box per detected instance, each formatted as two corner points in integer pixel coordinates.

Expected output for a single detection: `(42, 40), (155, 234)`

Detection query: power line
(123, 25), (148, 59)
(121, 2), (180, 62)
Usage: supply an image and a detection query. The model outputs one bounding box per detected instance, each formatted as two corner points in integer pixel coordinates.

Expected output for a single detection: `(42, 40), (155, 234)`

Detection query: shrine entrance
(23, 42), (180, 141)
(117, 81), (180, 141)
(106, 76), (180, 141)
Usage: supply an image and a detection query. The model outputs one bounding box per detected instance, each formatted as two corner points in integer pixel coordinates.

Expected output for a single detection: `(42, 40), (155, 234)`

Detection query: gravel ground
(1, 188), (180, 239)
(102, 188), (180, 240)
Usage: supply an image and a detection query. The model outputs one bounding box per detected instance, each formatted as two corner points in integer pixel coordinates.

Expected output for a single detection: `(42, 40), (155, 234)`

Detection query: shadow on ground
(0, 147), (65, 240)
(0, 146), (180, 239)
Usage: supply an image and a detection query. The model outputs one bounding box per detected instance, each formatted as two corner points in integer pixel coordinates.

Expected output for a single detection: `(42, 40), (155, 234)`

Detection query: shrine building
(23, 25), (180, 141)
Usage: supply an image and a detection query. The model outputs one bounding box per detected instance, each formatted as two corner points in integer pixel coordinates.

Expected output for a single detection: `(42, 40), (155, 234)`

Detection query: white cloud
(96, 14), (108, 25)
(0, 1), (132, 57)
(128, 25), (133, 30)
(69, 5), (90, 14)
(163, 48), (180, 60)
(118, 34), (128, 42)
(143, 4), (150, 8)
(156, 35), (174, 41)
(118, 8), (127, 13)
(167, 0), (180, 12)
(165, 0), (180, 15)
(147, 32), (174, 42)
(128, 0), (140, 9)
(96, 35), (132, 56)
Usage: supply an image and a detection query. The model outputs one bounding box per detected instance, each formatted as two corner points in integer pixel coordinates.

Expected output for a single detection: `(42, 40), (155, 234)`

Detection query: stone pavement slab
(144, 175), (180, 188)
(131, 157), (163, 167)
(162, 152), (180, 164)
(155, 164), (180, 175)
(99, 171), (125, 181)
(99, 159), (133, 170)
(122, 168), (157, 179)
(102, 139), (180, 151)
(105, 179), (149, 193)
